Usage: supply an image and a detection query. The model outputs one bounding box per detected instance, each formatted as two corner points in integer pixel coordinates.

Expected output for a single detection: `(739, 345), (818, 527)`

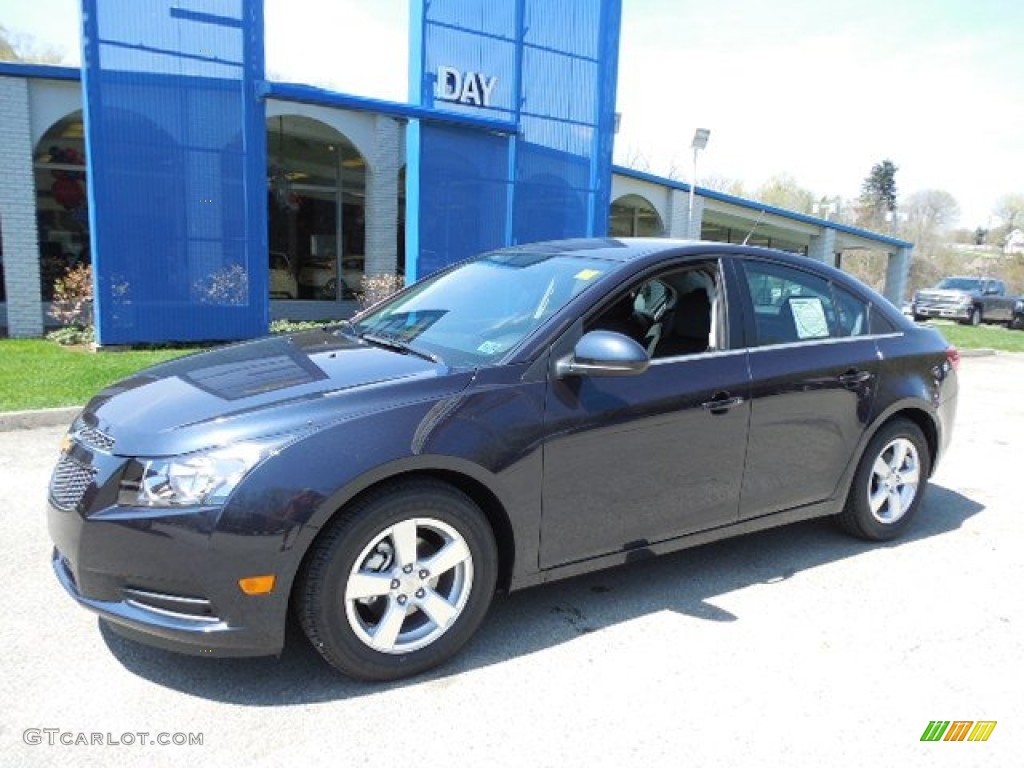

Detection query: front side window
(351, 251), (611, 367)
(588, 262), (721, 359)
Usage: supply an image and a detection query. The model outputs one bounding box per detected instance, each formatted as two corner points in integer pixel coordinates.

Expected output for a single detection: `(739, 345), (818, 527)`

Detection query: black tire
(837, 419), (931, 541)
(296, 479), (497, 681)
(962, 306), (981, 326)
(1010, 314), (1024, 331)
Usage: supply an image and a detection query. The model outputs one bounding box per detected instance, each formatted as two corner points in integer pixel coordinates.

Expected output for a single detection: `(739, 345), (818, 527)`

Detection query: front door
(539, 261), (751, 569)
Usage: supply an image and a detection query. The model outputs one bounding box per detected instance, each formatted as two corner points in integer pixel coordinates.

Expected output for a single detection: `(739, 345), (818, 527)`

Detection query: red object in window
(52, 178), (85, 210)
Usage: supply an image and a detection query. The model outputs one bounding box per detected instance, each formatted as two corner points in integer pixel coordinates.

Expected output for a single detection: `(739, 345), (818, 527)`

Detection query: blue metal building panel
(409, 0), (622, 278)
(82, 0), (267, 344)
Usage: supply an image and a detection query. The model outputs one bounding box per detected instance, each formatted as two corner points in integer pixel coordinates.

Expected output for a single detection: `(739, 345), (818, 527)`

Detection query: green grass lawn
(923, 320), (1024, 353)
(0, 340), (193, 412)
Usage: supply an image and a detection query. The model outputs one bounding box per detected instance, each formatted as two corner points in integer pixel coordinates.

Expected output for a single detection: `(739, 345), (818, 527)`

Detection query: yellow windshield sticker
(574, 269), (602, 281)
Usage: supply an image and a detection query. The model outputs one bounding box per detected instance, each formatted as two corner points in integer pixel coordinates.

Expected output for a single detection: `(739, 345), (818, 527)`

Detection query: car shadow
(100, 483), (982, 704)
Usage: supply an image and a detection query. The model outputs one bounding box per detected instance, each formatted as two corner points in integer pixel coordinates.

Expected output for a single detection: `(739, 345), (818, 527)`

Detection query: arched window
(610, 194), (664, 237)
(267, 115), (367, 301)
(34, 111), (89, 301)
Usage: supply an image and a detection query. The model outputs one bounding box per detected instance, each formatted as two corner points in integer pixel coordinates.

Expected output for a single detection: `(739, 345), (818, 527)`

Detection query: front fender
(213, 370), (548, 610)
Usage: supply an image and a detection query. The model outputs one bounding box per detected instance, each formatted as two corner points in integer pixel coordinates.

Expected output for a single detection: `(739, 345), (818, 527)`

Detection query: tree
(0, 25), (66, 64)
(904, 189), (959, 247)
(615, 145), (651, 173)
(993, 193), (1024, 232)
(755, 174), (815, 214)
(700, 175), (747, 198)
(858, 160), (898, 229)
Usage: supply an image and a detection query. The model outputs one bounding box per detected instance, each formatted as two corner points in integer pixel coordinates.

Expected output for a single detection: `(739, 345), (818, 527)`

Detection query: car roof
(502, 237), (831, 271)
(506, 237), (904, 316)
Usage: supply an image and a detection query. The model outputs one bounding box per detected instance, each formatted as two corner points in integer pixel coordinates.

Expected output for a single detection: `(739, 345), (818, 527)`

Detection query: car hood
(916, 289), (973, 300)
(78, 330), (472, 457)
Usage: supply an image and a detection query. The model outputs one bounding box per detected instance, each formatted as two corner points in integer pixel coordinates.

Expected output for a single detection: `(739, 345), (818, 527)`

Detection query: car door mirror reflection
(556, 330), (650, 378)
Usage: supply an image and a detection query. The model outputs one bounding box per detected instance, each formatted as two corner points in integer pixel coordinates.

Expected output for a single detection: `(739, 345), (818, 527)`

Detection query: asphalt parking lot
(1, 354), (1020, 768)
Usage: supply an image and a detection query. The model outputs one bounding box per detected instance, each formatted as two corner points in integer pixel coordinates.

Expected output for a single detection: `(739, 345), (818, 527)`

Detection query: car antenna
(742, 209), (766, 246)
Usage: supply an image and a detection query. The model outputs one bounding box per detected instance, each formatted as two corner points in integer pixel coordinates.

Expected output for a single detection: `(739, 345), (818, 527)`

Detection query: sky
(3, 0), (1022, 228)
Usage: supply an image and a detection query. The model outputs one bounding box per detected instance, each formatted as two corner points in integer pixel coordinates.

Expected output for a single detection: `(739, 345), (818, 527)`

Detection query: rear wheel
(838, 419), (931, 541)
(296, 480), (497, 681)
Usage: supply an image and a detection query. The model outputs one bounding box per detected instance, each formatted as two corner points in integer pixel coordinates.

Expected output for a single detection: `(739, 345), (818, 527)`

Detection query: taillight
(946, 346), (961, 371)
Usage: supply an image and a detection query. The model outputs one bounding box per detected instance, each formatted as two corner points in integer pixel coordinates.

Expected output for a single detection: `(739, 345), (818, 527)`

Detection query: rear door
(735, 258), (879, 519)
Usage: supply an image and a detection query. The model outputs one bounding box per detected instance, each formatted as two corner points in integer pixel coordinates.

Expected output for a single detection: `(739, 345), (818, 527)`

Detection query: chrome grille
(78, 426), (115, 453)
(922, 298), (961, 309)
(49, 456), (96, 510)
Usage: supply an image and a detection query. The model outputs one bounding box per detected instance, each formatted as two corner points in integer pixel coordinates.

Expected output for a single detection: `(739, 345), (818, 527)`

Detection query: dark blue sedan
(47, 239), (958, 680)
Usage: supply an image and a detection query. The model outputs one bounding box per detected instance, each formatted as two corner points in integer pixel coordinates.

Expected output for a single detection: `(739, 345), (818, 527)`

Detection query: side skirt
(509, 498), (841, 591)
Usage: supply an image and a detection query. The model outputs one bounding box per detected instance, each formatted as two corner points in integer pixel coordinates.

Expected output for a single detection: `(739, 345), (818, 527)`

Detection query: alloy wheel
(343, 517), (474, 654)
(867, 437), (920, 524)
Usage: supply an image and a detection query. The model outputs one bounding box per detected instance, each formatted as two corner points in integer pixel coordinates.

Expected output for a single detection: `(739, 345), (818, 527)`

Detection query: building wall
(2, 74), (915, 337)
(0, 76), (44, 337)
(364, 115), (403, 277)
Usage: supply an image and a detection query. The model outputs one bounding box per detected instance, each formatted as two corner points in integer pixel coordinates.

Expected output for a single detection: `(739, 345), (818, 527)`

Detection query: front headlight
(121, 441), (282, 507)
(958, 295), (973, 305)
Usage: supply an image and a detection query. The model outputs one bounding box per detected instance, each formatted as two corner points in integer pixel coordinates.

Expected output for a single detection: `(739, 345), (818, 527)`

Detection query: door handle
(838, 369), (872, 387)
(702, 392), (744, 414)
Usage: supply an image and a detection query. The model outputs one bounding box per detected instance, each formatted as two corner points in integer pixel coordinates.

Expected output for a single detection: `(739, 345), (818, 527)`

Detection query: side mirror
(556, 330), (650, 378)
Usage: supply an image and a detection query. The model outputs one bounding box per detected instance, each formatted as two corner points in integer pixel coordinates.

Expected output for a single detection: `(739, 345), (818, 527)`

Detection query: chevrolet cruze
(48, 239), (958, 680)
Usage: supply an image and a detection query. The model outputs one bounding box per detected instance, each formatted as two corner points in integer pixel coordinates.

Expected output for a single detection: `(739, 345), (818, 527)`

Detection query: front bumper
(51, 548), (273, 656)
(913, 304), (971, 320)
(47, 454), (289, 658)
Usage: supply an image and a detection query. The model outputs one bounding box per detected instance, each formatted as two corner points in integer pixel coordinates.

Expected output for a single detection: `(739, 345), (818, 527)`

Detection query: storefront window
(610, 194), (664, 237)
(34, 112), (90, 301)
(267, 115), (366, 301)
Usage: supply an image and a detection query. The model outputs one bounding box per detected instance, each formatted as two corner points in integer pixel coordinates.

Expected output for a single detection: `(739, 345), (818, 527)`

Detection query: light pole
(688, 128), (710, 238)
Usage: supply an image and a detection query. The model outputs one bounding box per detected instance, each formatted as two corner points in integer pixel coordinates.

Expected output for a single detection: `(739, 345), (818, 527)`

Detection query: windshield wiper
(359, 332), (441, 364)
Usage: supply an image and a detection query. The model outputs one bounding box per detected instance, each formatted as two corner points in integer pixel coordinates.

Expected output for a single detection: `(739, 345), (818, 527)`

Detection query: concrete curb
(960, 348), (997, 358)
(0, 406), (81, 432)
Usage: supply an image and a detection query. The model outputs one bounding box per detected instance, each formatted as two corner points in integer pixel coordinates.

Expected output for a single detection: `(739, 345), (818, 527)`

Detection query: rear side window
(832, 286), (870, 337)
(869, 306), (897, 334)
(742, 261), (874, 345)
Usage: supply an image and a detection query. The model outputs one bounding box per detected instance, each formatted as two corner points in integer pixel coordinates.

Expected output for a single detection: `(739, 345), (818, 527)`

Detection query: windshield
(350, 251), (611, 367)
(936, 277), (982, 291)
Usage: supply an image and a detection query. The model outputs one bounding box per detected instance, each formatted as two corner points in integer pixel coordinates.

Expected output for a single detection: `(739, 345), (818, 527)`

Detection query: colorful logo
(921, 721), (997, 742)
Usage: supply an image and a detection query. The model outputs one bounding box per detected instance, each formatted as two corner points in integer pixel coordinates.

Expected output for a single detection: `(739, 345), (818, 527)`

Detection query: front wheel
(837, 419), (931, 541)
(296, 480), (498, 681)
(962, 306), (981, 326)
